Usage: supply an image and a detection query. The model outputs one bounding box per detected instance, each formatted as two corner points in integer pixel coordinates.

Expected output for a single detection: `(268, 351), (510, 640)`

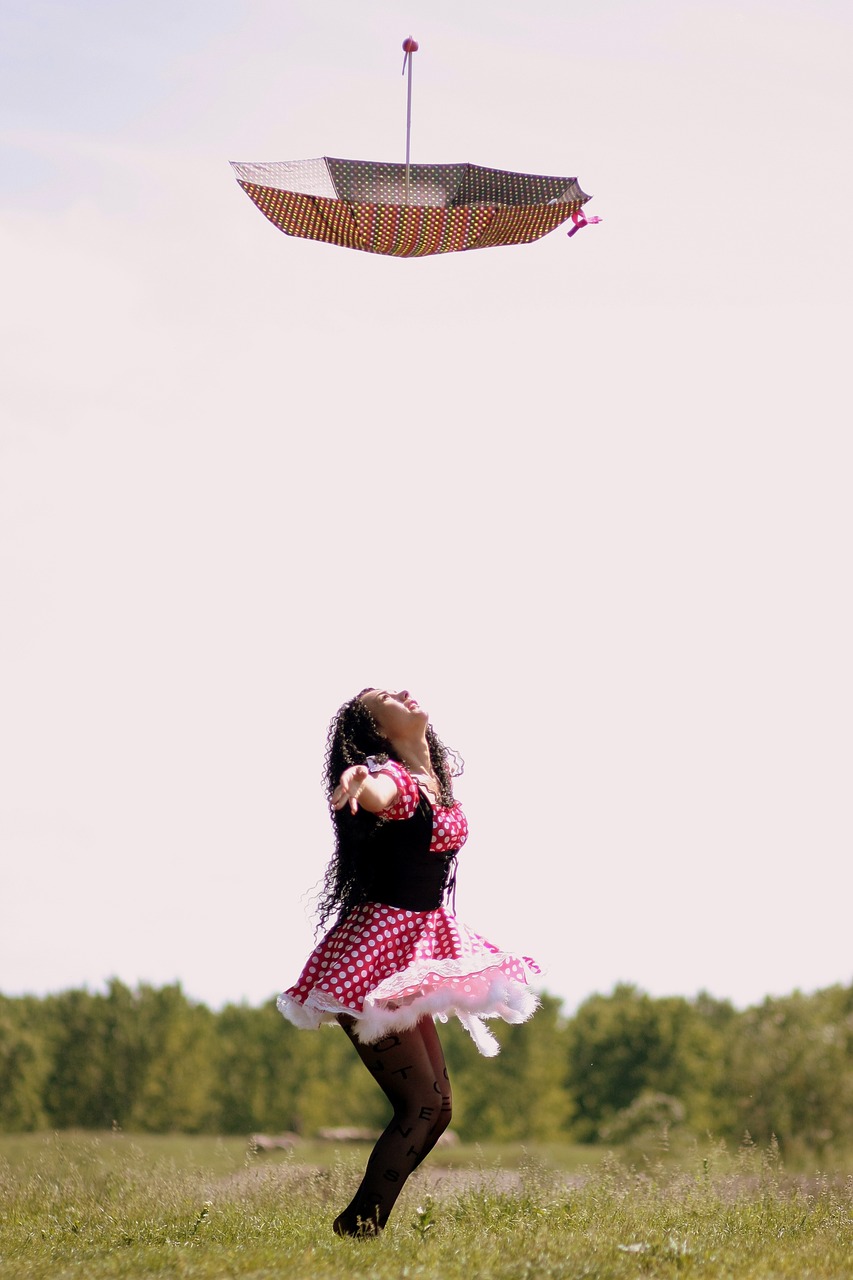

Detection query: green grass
(1, 1133), (851, 1279)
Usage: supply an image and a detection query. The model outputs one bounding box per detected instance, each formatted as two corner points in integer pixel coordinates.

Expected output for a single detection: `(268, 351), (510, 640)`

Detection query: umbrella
(231, 38), (598, 259)
(231, 157), (593, 258)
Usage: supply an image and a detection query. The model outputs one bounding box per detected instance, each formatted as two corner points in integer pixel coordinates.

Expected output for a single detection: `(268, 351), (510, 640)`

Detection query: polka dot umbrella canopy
(230, 156), (593, 258)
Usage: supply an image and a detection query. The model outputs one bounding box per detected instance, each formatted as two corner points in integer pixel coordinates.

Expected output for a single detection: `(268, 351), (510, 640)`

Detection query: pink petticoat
(277, 901), (541, 1057)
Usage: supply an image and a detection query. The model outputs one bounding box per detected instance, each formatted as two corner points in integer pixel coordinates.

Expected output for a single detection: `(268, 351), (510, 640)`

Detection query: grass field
(1, 1132), (851, 1279)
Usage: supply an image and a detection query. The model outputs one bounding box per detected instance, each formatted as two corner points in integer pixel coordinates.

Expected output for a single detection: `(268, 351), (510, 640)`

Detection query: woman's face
(360, 688), (428, 741)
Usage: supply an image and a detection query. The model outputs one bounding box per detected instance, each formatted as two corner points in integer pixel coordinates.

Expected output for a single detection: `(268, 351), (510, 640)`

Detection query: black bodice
(357, 793), (458, 912)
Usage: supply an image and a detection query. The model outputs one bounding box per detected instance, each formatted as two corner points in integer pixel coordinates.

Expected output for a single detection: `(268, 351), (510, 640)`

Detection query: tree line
(2, 979), (851, 1155)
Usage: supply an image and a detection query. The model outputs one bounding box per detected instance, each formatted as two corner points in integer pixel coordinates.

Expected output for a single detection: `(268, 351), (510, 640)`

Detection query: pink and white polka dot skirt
(277, 902), (541, 1057)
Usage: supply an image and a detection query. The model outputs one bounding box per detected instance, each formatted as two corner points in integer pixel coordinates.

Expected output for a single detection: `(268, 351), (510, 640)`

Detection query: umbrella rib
(323, 157), (340, 201)
(445, 162), (472, 209)
(310, 194), (364, 251)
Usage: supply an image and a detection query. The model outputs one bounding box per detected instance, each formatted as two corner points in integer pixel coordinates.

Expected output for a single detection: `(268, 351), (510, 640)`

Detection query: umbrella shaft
(405, 54), (413, 204)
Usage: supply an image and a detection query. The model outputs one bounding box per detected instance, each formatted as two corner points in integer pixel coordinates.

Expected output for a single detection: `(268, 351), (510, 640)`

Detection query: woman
(277, 687), (540, 1236)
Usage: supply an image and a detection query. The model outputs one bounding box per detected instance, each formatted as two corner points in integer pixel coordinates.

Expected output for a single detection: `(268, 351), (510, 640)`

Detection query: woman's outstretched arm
(332, 765), (398, 815)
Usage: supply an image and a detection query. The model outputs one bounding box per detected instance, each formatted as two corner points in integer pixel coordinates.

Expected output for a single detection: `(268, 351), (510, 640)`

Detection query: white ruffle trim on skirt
(277, 955), (540, 1058)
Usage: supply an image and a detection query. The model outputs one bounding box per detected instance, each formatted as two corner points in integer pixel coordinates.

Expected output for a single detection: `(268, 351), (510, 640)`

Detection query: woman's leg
(334, 1016), (453, 1235)
(410, 1015), (453, 1168)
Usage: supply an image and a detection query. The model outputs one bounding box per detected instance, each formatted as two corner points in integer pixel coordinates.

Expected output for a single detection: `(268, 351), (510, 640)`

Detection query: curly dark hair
(316, 692), (463, 930)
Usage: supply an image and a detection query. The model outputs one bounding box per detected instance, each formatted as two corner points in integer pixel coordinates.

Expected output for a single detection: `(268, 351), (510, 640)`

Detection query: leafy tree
(724, 984), (853, 1155)
(0, 997), (50, 1130)
(598, 1091), (686, 1145)
(128, 984), (217, 1132)
(214, 1001), (284, 1133)
(42, 988), (114, 1128)
(565, 984), (727, 1140)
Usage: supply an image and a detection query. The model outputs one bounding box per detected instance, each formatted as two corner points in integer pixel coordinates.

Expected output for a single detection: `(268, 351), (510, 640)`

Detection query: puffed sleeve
(373, 759), (420, 820)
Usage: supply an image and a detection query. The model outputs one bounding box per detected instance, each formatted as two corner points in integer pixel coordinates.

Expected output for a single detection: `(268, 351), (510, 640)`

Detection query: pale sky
(2, 0), (851, 1017)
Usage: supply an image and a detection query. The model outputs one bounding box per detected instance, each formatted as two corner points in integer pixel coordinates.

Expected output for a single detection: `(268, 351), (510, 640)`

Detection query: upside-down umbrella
(231, 37), (599, 259)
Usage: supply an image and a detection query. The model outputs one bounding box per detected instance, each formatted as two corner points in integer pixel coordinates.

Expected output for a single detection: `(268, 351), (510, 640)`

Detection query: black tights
(333, 1015), (453, 1236)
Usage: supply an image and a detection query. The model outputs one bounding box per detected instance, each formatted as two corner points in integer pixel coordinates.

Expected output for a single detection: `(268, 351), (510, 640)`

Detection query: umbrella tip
(402, 36), (419, 53)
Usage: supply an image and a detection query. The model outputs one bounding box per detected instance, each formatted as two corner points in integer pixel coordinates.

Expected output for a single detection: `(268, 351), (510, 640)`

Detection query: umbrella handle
(567, 209), (602, 237)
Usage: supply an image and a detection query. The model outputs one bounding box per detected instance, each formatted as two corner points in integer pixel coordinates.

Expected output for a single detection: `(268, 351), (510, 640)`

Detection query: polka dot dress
(277, 763), (541, 1056)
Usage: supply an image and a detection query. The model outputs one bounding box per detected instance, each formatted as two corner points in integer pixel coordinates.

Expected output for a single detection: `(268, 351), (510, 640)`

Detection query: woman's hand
(333, 765), (370, 814)
(331, 765), (399, 815)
